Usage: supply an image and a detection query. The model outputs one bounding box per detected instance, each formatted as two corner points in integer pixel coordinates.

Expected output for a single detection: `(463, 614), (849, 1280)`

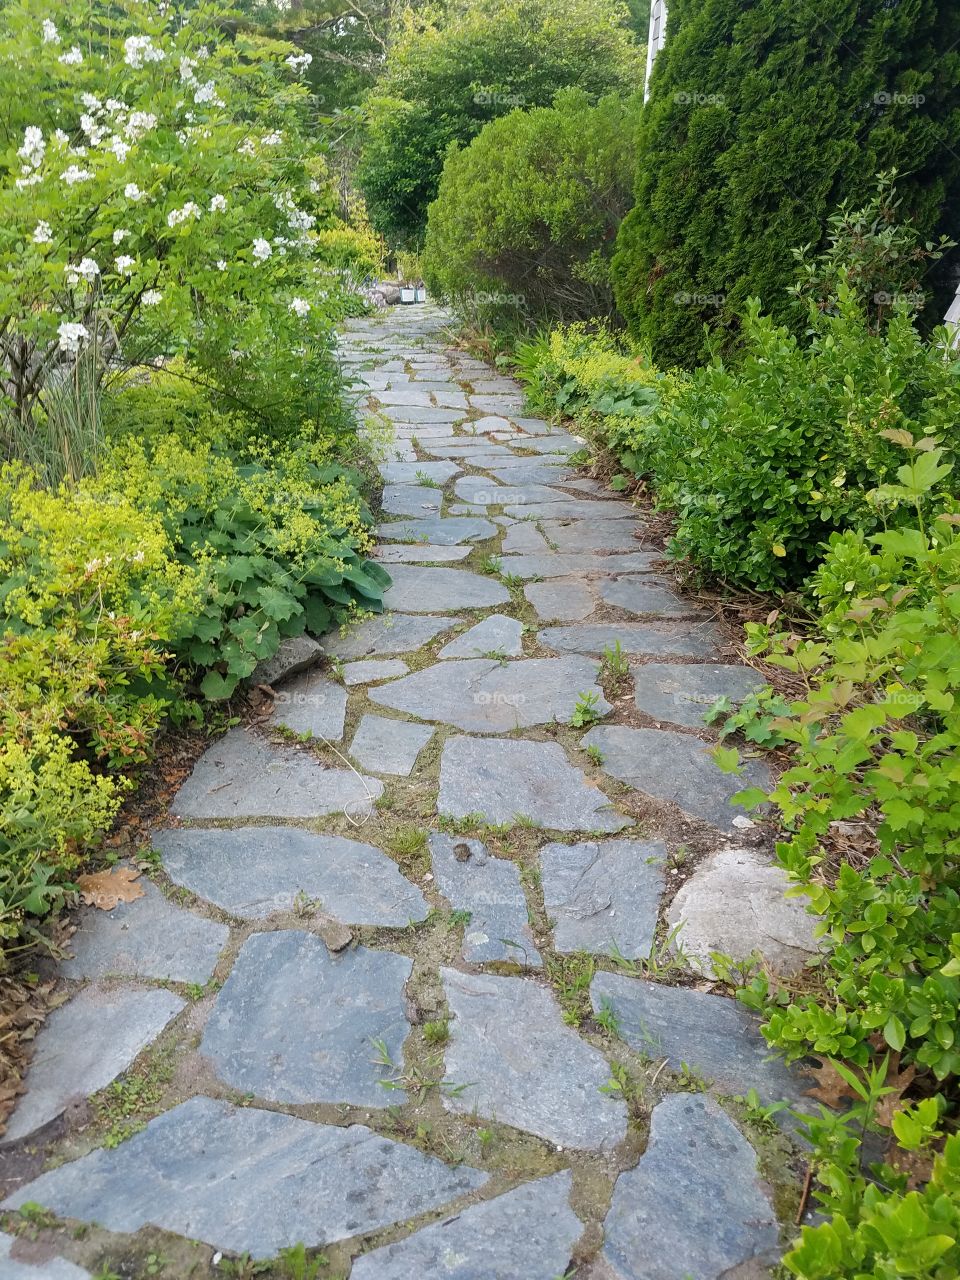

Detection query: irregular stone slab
(455, 477), (571, 507)
(502, 522), (550, 553)
(597, 577), (700, 618)
(504, 500), (636, 521)
(324, 613), (463, 657)
(469, 396), (524, 415)
(590, 972), (803, 1105)
(380, 484), (442, 516)
(369, 656), (608, 732)
(540, 622), (719, 659)
(201, 932), (412, 1106)
(438, 614), (524, 659)
(376, 388), (435, 406)
(487, 463), (576, 486)
(601, 1093), (779, 1280)
(468, 377), (522, 393)
(351, 713), (434, 776)
(539, 520), (640, 552)
(385, 406), (466, 426)
(351, 1172), (580, 1280)
(439, 737), (629, 832)
(520, 432), (583, 452)
(512, 416), (557, 435)
(170, 730), (383, 821)
(374, 543), (472, 563)
(540, 839), (665, 958)
(251, 633), (322, 687)
(376, 516), (496, 545)
(667, 847), (819, 976)
(379, 461), (460, 484)
(5, 986), (184, 1142)
(463, 413), (514, 434)
(579, 726), (771, 832)
(62, 876), (228, 984)
(155, 826), (428, 924)
(430, 834), (541, 967)
(503, 553), (656, 579)
(525, 578), (595, 622)
(0, 1234), (90, 1279)
(381, 437), (417, 461)
(270, 670), (347, 740)
(442, 969), (626, 1149)
(4, 1097), (486, 1259)
(421, 441), (515, 458)
(382, 566), (509, 612)
(632, 662), (767, 730)
(341, 658), (410, 685)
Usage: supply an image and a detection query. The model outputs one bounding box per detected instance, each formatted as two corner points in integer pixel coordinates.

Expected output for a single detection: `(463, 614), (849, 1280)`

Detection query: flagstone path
(0, 304), (819, 1279)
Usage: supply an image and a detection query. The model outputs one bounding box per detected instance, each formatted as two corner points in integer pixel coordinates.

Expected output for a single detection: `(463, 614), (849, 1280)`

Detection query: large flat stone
(597, 577), (700, 618)
(524, 578), (595, 621)
(350, 1172), (580, 1280)
(502, 522), (550, 553)
(442, 969), (626, 1149)
(384, 406), (466, 425)
(369, 657), (608, 732)
(201, 932), (411, 1106)
(590, 972), (803, 1105)
(539, 520), (641, 552)
(438, 614), (524, 659)
(374, 543), (472, 563)
(0, 1234), (90, 1279)
(487, 463), (576, 486)
(376, 516), (496, 545)
(380, 484), (443, 516)
(382, 566), (510, 612)
(62, 876), (228, 984)
(632, 662), (767, 730)
(251, 634), (322, 687)
(4, 986), (184, 1142)
(539, 622), (719, 658)
(462, 413), (514, 433)
(4, 1097), (486, 1258)
(350, 713), (434, 776)
(169, 728), (382, 820)
(455, 477), (571, 507)
(667, 847), (819, 976)
(154, 826), (428, 924)
(502, 553), (656, 579)
(341, 658), (410, 684)
(503, 500), (637, 521)
(540, 839), (665, 958)
(376, 388), (434, 406)
(430, 834), (541, 967)
(438, 737), (629, 832)
(379, 461), (461, 485)
(469, 396), (525, 415)
(269, 670), (348, 740)
(600, 1093), (779, 1280)
(579, 726), (772, 832)
(324, 613), (463, 657)
(420, 441), (515, 458)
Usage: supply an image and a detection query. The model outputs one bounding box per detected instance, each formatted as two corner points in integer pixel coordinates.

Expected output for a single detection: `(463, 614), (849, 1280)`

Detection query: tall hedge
(357, 0), (641, 246)
(611, 0), (960, 368)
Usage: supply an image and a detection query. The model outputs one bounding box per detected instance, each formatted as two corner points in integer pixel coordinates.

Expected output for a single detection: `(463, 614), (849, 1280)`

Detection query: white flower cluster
(33, 221), (53, 245)
(115, 255), (136, 275)
(125, 111), (157, 140)
(193, 80), (223, 107)
(273, 191), (315, 234)
(261, 131), (283, 146)
(209, 194), (227, 212)
(125, 182), (145, 201)
(58, 321), (89, 353)
(252, 238), (272, 263)
(124, 34), (164, 68)
(65, 257), (100, 286)
(289, 297), (310, 317)
(285, 52), (312, 74)
(42, 19), (60, 44)
(58, 46), (84, 66)
(18, 126), (45, 171)
(167, 201), (201, 227)
(61, 164), (93, 185)
(142, 289), (162, 305)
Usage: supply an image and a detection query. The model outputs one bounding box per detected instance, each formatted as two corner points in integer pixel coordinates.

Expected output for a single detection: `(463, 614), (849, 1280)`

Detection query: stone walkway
(0, 305), (819, 1279)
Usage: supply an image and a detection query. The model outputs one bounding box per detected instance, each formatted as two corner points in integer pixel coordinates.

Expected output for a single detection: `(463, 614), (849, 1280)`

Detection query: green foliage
(610, 0), (960, 368)
(423, 90), (640, 324)
(622, 286), (960, 591)
(357, 0), (641, 244)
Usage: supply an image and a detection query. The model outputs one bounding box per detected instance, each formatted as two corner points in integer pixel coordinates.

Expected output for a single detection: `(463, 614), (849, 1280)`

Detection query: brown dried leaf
(802, 1057), (861, 1107)
(76, 866), (145, 911)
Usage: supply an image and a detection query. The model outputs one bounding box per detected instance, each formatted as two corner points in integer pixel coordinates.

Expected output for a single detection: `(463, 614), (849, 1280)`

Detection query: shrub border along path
(0, 304), (816, 1279)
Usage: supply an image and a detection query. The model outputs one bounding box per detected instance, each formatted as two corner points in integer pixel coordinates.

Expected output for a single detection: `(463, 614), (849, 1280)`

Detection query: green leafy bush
(610, 0), (960, 368)
(357, 0), (641, 244)
(423, 91), (640, 324)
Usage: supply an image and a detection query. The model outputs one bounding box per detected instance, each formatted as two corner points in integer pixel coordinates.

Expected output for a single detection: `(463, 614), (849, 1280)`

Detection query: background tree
(356, 0), (642, 245)
(610, 0), (960, 368)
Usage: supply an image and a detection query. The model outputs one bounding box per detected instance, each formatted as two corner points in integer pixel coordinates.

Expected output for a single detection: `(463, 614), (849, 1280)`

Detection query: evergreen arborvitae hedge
(611, 0), (960, 368)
